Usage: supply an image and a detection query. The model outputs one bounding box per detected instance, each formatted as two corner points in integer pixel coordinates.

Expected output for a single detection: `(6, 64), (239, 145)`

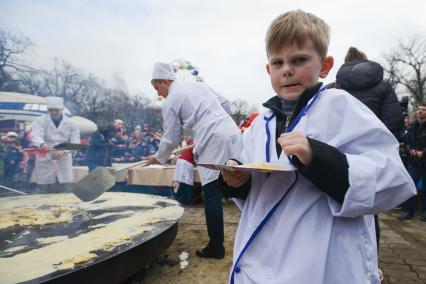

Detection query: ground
(129, 202), (426, 284)
(379, 210), (426, 284)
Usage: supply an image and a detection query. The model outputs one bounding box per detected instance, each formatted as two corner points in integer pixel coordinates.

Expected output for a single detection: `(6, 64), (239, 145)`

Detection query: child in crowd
(220, 10), (415, 283)
(3, 131), (23, 187)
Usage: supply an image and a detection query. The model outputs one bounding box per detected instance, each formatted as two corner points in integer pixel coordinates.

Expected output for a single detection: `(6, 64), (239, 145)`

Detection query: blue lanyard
(263, 113), (276, 163)
(231, 86), (326, 283)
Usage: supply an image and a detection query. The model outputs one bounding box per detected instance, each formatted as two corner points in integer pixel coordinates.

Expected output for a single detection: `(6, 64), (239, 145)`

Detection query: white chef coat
(31, 114), (80, 184)
(230, 88), (416, 284)
(173, 159), (195, 185)
(155, 80), (241, 186)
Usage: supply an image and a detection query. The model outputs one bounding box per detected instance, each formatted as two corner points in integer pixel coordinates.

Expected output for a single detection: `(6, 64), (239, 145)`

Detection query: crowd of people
(0, 114), (162, 192)
(79, 120), (163, 169)
(399, 106), (426, 221)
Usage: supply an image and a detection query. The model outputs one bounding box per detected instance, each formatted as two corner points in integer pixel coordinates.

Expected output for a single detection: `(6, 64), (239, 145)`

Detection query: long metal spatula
(22, 143), (88, 154)
(72, 160), (149, 202)
(53, 143), (88, 151)
(0, 184), (27, 195)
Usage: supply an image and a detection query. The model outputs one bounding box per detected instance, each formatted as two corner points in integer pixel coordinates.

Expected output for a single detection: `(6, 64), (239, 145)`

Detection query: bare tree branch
(0, 28), (35, 89)
(383, 35), (426, 108)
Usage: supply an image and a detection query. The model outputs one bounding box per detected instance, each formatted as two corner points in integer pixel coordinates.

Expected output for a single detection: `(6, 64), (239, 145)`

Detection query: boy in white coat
(220, 10), (416, 284)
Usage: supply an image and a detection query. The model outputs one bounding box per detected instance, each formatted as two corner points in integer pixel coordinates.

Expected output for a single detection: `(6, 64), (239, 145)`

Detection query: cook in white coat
(31, 97), (80, 193)
(147, 62), (241, 259)
(220, 10), (416, 284)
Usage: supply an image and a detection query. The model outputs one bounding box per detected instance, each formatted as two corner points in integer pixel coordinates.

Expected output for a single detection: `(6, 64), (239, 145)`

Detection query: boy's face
(266, 40), (333, 101)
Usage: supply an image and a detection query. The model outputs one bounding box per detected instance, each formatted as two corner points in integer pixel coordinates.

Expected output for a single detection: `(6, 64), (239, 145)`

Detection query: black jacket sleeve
(292, 138), (350, 203)
(218, 174), (251, 199)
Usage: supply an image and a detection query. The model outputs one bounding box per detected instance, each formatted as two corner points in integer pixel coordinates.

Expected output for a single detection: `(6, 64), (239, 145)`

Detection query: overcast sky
(1, 0), (426, 107)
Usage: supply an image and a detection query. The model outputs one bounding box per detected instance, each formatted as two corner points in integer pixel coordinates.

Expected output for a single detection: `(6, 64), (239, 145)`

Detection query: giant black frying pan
(0, 193), (184, 284)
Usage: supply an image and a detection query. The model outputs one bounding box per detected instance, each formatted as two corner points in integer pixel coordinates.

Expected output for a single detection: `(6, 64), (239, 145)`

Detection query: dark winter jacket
(4, 144), (23, 168)
(405, 120), (426, 167)
(0, 142), (5, 180)
(336, 60), (403, 136)
(85, 130), (113, 168)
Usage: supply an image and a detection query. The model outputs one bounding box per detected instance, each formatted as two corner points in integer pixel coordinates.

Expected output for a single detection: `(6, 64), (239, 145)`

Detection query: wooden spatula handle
(114, 160), (149, 173)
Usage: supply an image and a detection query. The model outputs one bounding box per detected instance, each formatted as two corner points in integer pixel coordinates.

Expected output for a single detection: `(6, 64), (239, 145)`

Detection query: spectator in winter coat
(400, 105), (426, 221)
(336, 47), (403, 136)
(86, 123), (115, 171)
(0, 140), (5, 184)
(3, 131), (23, 188)
(110, 131), (127, 162)
(336, 46), (404, 281)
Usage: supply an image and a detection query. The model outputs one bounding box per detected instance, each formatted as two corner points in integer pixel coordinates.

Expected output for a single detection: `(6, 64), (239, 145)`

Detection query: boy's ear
(319, 56), (334, 78)
(266, 64), (271, 75)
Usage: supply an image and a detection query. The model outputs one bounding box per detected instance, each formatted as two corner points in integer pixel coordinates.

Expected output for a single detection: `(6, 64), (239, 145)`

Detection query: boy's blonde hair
(265, 10), (330, 58)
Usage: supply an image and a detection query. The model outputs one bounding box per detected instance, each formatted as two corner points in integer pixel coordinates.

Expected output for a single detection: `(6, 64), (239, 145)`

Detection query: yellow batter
(241, 162), (287, 170)
(0, 193), (184, 284)
(36, 236), (69, 244)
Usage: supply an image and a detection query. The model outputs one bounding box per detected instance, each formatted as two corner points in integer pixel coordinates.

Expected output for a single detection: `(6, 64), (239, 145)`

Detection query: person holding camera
(400, 105), (426, 221)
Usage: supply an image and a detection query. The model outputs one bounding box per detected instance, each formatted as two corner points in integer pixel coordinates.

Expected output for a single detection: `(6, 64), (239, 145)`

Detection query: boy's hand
(277, 131), (312, 166)
(221, 160), (251, 188)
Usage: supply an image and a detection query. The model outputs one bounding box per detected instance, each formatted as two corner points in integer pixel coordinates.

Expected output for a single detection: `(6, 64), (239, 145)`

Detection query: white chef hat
(45, 96), (64, 109)
(6, 131), (18, 137)
(151, 62), (177, 81)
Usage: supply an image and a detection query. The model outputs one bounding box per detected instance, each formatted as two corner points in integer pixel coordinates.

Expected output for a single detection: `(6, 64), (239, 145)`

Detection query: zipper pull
(284, 116), (291, 133)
